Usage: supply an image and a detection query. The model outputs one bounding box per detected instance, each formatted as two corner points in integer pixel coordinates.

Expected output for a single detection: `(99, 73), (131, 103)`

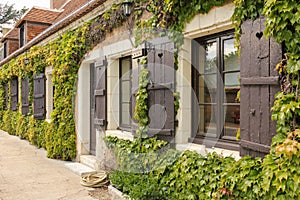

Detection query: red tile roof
(54, 0), (90, 22)
(0, 0), (107, 66)
(0, 28), (19, 42)
(15, 7), (62, 27)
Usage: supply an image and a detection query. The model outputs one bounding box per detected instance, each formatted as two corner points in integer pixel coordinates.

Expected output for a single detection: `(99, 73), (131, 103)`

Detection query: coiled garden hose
(80, 170), (109, 188)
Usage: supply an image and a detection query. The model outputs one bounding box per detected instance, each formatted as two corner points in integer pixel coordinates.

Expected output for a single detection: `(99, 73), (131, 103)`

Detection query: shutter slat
(240, 139), (270, 153)
(241, 77), (279, 85)
(94, 118), (106, 126)
(147, 82), (174, 90)
(34, 94), (45, 98)
(94, 89), (105, 96)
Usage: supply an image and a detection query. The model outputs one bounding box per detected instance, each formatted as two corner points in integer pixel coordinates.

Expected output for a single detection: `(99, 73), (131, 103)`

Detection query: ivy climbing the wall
(0, 1), (299, 198)
(134, 56), (150, 139)
(0, 3), (126, 160)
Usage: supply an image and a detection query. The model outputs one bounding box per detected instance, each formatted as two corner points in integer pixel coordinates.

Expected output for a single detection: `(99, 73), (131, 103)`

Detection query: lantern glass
(122, 0), (133, 17)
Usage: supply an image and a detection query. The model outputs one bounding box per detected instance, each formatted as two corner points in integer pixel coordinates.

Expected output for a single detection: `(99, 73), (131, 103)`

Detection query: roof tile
(1, 28), (19, 42)
(54, 0), (90, 22)
(16, 7), (61, 27)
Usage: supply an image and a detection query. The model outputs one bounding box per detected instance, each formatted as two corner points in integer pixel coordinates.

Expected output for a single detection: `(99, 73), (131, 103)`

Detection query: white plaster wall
(176, 39), (192, 144)
(76, 63), (91, 157)
(183, 3), (235, 38)
(106, 57), (119, 130)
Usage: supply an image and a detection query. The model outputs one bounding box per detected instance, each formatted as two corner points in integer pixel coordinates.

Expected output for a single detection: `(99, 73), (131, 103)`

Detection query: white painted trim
(176, 143), (241, 160)
(106, 130), (134, 141)
(184, 22), (234, 39)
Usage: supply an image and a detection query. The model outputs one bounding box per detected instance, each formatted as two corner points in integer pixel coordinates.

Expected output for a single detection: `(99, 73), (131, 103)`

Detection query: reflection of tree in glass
(205, 56), (217, 73)
(224, 51), (239, 71)
(204, 43), (217, 73)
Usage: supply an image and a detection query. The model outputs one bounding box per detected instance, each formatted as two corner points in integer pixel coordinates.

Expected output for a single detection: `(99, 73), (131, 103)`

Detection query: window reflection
(195, 33), (240, 140)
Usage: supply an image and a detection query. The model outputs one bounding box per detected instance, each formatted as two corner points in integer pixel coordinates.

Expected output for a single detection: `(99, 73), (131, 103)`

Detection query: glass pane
(198, 105), (217, 137)
(121, 58), (131, 79)
(224, 72), (239, 88)
(121, 81), (130, 102)
(198, 74), (217, 103)
(121, 103), (130, 126)
(199, 42), (217, 74)
(224, 38), (240, 71)
(225, 88), (239, 104)
(223, 105), (240, 138)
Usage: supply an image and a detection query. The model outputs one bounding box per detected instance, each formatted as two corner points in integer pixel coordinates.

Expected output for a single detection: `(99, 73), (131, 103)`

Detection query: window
(3, 41), (7, 58)
(192, 31), (240, 143)
(20, 24), (25, 47)
(119, 56), (132, 128)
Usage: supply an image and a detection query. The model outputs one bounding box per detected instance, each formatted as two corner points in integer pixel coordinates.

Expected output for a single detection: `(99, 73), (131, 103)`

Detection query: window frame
(119, 56), (132, 130)
(191, 30), (240, 150)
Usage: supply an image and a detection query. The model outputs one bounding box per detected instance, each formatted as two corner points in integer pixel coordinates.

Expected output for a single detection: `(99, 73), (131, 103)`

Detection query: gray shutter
(94, 57), (107, 130)
(22, 78), (30, 115)
(4, 83), (8, 110)
(33, 74), (46, 120)
(240, 16), (282, 157)
(147, 37), (175, 142)
(10, 77), (18, 111)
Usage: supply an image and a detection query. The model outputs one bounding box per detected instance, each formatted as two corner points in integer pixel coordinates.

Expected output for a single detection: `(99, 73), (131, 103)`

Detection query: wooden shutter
(147, 37), (175, 142)
(33, 74), (46, 120)
(4, 82), (8, 110)
(240, 16), (282, 157)
(22, 78), (30, 115)
(94, 57), (107, 130)
(10, 77), (18, 111)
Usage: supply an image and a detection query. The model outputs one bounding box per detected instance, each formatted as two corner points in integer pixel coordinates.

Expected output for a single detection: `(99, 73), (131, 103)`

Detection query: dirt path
(0, 130), (112, 200)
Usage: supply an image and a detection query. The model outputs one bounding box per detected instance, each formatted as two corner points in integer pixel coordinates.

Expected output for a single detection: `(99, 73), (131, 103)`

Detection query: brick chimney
(50, 0), (68, 9)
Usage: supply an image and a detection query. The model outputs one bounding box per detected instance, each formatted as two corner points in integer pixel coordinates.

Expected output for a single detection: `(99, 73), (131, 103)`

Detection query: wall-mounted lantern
(122, 0), (133, 17)
(24, 57), (29, 65)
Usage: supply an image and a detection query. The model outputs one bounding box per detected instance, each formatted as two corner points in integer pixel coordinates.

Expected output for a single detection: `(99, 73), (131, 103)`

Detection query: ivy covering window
(193, 31), (240, 142)
(119, 56), (132, 128)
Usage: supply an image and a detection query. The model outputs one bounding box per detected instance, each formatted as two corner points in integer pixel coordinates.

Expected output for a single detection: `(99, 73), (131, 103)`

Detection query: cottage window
(20, 24), (25, 47)
(3, 41), (7, 58)
(119, 56), (132, 128)
(192, 31), (240, 146)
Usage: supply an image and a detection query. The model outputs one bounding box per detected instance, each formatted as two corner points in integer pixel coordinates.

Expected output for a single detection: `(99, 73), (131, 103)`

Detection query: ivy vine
(134, 57), (149, 139)
(0, 3), (126, 160)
